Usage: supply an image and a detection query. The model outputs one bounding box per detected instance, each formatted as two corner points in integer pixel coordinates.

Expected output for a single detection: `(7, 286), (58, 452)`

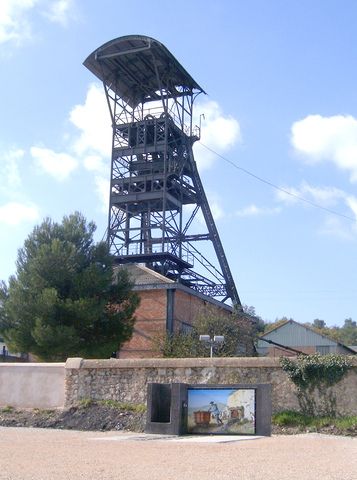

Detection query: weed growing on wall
(280, 354), (352, 417)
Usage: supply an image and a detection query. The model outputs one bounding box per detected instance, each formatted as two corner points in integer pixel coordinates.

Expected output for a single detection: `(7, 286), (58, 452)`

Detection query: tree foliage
(261, 315), (357, 346)
(154, 306), (256, 358)
(280, 354), (352, 417)
(0, 212), (139, 361)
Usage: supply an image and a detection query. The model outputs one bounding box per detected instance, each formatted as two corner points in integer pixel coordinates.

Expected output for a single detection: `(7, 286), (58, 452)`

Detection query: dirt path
(0, 427), (356, 480)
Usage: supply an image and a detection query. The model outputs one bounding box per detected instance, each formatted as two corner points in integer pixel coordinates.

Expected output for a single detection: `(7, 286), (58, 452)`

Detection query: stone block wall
(65, 356), (357, 416)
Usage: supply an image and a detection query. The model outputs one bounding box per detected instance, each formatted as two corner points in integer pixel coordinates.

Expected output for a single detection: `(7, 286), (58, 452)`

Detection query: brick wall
(119, 290), (167, 358)
(174, 290), (232, 329)
(118, 287), (235, 358)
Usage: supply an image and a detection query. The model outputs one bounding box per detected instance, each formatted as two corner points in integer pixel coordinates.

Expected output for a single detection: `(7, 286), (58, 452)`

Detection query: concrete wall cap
(78, 356), (285, 369)
(65, 358), (84, 370)
(0, 363), (65, 368)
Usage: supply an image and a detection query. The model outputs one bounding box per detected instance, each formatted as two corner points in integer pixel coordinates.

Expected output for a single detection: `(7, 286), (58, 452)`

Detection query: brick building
(116, 265), (250, 358)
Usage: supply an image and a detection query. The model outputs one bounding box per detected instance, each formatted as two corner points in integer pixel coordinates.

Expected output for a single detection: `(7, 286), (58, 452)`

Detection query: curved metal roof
(83, 35), (205, 108)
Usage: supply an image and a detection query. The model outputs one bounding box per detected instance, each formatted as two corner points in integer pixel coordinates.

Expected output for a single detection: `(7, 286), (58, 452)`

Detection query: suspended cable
(199, 142), (356, 223)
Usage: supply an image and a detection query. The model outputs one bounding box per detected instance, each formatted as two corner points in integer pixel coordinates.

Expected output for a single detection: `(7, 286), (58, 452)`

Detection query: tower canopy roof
(83, 35), (205, 108)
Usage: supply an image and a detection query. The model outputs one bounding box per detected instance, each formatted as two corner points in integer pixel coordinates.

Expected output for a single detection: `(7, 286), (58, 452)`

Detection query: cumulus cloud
(0, 0), (76, 46)
(193, 195), (225, 226)
(318, 216), (357, 240)
(67, 85), (241, 208)
(0, 148), (24, 193)
(83, 154), (106, 173)
(276, 181), (346, 207)
(276, 180), (357, 238)
(345, 195), (357, 221)
(291, 114), (357, 182)
(0, 201), (39, 225)
(94, 176), (109, 213)
(69, 83), (112, 210)
(0, 0), (37, 45)
(193, 99), (241, 170)
(31, 146), (78, 180)
(235, 204), (281, 217)
(42, 0), (74, 26)
(70, 83), (112, 158)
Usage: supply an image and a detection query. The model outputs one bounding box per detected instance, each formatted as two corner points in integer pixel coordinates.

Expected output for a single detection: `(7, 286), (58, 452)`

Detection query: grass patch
(273, 410), (357, 432)
(33, 408), (55, 415)
(78, 398), (93, 408)
(99, 400), (146, 413)
(1, 405), (14, 413)
(77, 398), (146, 413)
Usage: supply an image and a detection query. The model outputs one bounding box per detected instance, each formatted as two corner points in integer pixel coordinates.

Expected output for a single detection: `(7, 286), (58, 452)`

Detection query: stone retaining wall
(65, 356), (357, 415)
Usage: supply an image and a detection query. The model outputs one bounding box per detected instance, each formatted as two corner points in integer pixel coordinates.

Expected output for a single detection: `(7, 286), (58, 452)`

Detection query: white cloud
(69, 84), (112, 208)
(31, 146), (78, 180)
(276, 181), (346, 207)
(345, 195), (357, 221)
(42, 0), (74, 26)
(235, 204), (281, 217)
(94, 176), (109, 213)
(68, 86), (241, 207)
(70, 83), (112, 158)
(194, 196), (225, 226)
(0, 0), (37, 45)
(0, 0), (76, 47)
(291, 114), (357, 182)
(83, 154), (106, 173)
(193, 99), (241, 170)
(0, 148), (24, 193)
(210, 201), (225, 221)
(318, 216), (356, 240)
(0, 201), (39, 225)
(276, 181), (357, 238)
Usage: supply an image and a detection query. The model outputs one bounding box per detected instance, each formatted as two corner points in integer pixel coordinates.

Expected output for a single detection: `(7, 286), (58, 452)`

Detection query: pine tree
(0, 212), (139, 361)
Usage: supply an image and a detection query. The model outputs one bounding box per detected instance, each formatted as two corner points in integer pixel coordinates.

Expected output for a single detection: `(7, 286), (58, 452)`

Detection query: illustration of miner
(209, 401), (223, 425)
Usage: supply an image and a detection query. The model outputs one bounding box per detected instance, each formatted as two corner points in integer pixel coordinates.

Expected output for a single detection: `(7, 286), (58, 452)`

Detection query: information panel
(187, 387), (256, 435)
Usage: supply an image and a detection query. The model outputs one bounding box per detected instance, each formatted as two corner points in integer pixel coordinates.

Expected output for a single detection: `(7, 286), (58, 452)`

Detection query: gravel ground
(0, 427), (356, 480)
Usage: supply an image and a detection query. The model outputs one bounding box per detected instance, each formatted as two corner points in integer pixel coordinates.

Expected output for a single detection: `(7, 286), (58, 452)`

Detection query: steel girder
(84, 36), (241, 307)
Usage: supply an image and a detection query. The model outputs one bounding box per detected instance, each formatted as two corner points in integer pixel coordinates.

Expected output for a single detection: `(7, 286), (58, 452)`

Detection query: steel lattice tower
(84, 35), (241, 306)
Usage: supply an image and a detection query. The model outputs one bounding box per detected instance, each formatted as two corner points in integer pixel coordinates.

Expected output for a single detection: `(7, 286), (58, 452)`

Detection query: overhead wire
(199, 142), (356, 223)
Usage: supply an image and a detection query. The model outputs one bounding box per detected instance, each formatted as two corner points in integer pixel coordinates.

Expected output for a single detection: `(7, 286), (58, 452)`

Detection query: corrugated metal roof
(257, 320), (354, 352)
(84, 35), (205, 108)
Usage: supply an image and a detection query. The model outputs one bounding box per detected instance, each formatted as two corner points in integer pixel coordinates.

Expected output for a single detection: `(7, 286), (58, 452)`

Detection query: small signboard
(187, 387), (256, 435)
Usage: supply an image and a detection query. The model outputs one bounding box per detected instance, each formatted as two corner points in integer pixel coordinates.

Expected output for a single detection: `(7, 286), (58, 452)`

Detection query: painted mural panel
(187, 387), (255, 434)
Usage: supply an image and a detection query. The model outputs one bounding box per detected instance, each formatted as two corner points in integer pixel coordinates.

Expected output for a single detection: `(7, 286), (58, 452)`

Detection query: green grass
(78, 398), (146, 413)
(78, 398), (93, 408)
(273, 410), (357, 431)
(1, 405), (14, 413)
(99, 400), (146, 413)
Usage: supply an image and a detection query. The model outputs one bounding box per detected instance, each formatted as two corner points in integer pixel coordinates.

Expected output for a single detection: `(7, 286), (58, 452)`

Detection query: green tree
(0, 212), (139, 361)
(312, 318), (326, 330)
(154, 306), (256, 358)
(308, 318), (357, 346)
(263, 316), (293, 333)
(340, 318), (357, 345)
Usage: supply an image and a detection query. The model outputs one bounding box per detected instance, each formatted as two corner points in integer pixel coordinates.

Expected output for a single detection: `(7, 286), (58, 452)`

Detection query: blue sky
(188, 388), (241, 409)
(1, 0), (357, 327)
